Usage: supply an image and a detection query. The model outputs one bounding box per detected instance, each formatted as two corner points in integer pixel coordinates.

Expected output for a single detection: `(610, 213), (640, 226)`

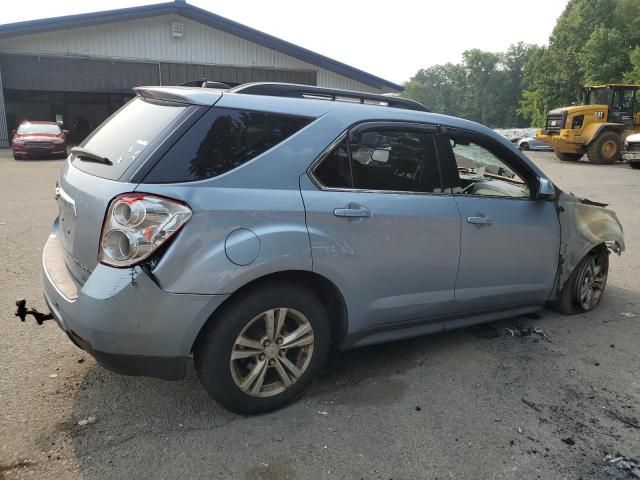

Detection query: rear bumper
(42, 224), (229, 380)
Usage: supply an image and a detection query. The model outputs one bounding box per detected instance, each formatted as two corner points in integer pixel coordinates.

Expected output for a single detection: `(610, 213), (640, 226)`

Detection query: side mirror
(537, 178), (555, 200)
(371, 149), (389, 163)
(63, 130), (69, 135)
(11, 129), (16, 136)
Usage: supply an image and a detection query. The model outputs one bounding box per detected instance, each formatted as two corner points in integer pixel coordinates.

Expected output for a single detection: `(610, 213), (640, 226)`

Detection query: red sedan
(11, 121), (68, 160)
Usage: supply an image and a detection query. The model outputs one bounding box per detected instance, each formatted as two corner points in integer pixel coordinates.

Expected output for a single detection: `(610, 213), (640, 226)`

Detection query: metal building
(0, 0), (402, 147)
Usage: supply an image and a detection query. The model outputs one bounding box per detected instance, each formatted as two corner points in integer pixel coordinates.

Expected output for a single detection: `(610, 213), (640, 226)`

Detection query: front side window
(146, 108), (311, 182)
(313, 126), (442, 194)
(444, 135), (530, 199)
(586, 88), (610, 105)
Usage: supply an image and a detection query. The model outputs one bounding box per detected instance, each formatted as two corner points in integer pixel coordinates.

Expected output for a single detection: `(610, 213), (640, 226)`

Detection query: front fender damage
(555, 192), (624, 295)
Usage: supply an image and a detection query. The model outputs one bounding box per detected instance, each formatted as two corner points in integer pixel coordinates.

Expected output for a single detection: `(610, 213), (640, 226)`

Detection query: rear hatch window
(71, 97), (188, 180)
(143, 108), (311, 183)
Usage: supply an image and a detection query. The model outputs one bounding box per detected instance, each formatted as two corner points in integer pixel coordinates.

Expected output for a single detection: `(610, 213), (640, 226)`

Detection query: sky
(2, 0), (568, 85)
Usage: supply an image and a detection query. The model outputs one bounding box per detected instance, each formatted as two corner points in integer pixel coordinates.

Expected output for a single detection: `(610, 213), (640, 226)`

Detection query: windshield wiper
(71, 147), (112, 166)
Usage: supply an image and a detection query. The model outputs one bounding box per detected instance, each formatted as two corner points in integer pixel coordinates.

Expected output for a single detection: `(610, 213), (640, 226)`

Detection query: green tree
(520, 0), (640, 126)
(403, 44), (538, 128)
(580, 27), (628, 83)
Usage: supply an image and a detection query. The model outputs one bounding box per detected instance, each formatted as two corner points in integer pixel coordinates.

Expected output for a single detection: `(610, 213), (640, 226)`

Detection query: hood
(549, 105), (608, 116)
(15, 133), (64, 141)
(625, 133), (640, 143)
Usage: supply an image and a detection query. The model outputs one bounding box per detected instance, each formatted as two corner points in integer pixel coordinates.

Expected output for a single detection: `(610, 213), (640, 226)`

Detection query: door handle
(467, 215), (493, 225)
(334, 205), (371, 218)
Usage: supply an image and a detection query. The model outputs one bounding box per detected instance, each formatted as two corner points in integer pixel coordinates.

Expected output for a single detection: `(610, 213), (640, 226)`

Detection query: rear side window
(313, 138), (351, 189)
(312, 127), (442, 193)
(72, 97), (187, 180)
(145, 108), (312, 182)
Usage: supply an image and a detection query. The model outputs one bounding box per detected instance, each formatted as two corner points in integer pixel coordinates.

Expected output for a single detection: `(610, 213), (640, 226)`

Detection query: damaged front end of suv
(551, 191), (624, 314)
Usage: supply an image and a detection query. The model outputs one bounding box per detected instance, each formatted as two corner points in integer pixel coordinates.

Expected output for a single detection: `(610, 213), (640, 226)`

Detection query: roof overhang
(0, 2), (403, 92)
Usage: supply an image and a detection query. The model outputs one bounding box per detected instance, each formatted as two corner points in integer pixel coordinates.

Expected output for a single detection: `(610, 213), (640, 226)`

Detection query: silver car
(517, 136), (553, 151)
(35, 83), (625, 414)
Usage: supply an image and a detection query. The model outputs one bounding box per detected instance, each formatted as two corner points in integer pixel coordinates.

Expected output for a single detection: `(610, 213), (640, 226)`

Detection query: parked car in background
(622, 133), (640, 169)
(11, 121), (68, 160)
(517, 137), (553, 151)
(34, 83), (624, 414)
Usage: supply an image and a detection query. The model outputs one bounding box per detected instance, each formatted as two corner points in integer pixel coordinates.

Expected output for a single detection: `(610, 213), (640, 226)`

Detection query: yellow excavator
(536, 84), (640, 163)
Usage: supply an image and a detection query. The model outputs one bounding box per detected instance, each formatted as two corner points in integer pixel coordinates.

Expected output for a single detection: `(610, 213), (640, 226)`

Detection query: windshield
(586, 88), (609, 105)
(17, 123), (61, 134)
(72, 97), (188, 180)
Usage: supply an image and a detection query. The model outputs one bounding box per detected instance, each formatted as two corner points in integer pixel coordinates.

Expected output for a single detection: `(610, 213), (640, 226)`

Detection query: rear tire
(194, 282), (330, 414)
(556, 152), (583, 162)
(550, 247), (609, 315)
(586, 131), (622, 164)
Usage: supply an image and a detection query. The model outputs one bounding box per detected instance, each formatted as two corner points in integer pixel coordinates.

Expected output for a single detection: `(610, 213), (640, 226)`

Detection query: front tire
(629, 161), (640, 170)
(556, 152), (583, 162)
(520, 142), (529, 151)
(550, 248), (609, 315)
(587, 131), (622, 164)
(194, 283), (330, 414)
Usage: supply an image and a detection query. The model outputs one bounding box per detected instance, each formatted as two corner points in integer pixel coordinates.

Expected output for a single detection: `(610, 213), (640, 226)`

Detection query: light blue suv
(38, 83), (624, 413)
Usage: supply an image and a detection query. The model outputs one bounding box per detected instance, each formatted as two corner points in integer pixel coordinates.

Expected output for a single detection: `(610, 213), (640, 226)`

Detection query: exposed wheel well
(192, 270), (348, 352)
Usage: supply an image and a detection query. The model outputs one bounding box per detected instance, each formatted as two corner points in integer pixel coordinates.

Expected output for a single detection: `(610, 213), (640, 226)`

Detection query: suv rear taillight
(99, 193), (192, 268)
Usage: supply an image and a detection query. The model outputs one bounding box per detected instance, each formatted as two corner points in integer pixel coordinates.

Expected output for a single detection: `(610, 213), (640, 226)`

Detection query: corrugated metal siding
(0, 54), (159, 92)
(0, 14), (382, 93)
(159, 62), (316, 86)
(0, 66), (7, 148)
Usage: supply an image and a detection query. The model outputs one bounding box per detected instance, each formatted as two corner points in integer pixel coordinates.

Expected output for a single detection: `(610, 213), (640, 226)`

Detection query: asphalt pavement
(0, 149), (638, 479)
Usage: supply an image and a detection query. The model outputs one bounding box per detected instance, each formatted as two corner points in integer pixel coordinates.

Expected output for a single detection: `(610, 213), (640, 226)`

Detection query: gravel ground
(0, 149), (638, 480)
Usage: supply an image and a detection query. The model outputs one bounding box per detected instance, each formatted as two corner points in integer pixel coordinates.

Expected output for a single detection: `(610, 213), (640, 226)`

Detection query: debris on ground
(317, 411), (328, 416)
(48, 374), (57, 378)
(522, 398), (542, 412)
(505, 325), (551, 342)
(561, 437), (575, 446)
(415, 406), (422, 412)
(77, 416), (97, 427)
(603, 408), (640, 429)
(77, 357), (85, 364)
(620, 312), (637, 318)
(604, 454), (640, 478)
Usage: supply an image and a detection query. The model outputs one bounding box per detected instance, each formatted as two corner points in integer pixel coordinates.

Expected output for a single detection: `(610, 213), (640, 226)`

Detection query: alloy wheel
(230, 308), (315, 397)
(576, 253), (608, 310)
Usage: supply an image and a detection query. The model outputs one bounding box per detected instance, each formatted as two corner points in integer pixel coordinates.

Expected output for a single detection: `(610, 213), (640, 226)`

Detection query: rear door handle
(467, 215), (493, 225)
(334, 205), (371, 218)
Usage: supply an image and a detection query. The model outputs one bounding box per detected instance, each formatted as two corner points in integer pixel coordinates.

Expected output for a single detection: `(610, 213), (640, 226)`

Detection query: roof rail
(229, 82), (430, 112)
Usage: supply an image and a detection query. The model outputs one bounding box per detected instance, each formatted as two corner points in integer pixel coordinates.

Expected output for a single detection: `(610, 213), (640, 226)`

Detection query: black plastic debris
(604, 454), (640, 478)
(505, 325), (551, 342)
(561, 437), (575, 446)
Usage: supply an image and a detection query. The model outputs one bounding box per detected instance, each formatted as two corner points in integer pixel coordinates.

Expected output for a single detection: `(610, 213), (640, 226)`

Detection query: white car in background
(622, 133), (640, 169)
